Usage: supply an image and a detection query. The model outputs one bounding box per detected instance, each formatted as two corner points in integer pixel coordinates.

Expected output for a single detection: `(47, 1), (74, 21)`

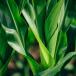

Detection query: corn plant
(0, 0), (76, 76)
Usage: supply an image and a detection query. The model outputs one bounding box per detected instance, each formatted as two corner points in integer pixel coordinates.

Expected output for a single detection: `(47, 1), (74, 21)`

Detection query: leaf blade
(22, 9), (54, 68)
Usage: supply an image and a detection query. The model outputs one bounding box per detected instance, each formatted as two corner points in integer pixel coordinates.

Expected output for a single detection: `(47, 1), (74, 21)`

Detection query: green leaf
(26, 56), (41, 75)
(0, 51), (14, 76)
(1, 0), (40, 75)
(25, 2), (36, 21)
(39, 52), (76, 76)
(47, 0), (51, 9)
(2, 25), (40, 75)
(6, 0), (27, 46)
(0, 1), (15, 29)
(71, 18), (76, 26)
(0, 26), (7, 68)
(0, 24), (13, 74)
(2, 25), (26, 56)
(0, 2), (14, 74)
(68, 0), (76, 18)
(19, 0), (27, 13)
(3, 0), (40, 74)
(55, 30), (67, 62)
(34, 0), (46, 41)
(46, 0), (57, 14)
(28, 28), (36, 45)
(29, 0), (46, 41)
(45, 0), (63, 42)
(22, 9), (54, 68)
(45, 0), (65, 58)
(0, 27), (7, 59)
(62, 15), (71, 32)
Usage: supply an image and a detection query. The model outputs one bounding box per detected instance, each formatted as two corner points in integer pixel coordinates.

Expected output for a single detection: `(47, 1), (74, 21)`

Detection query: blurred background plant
(0, 0), (76, 76)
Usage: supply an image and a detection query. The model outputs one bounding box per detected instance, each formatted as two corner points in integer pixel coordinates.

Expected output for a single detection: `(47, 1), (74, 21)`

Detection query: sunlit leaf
(45, 0), (65, 58)
(22, 9), (54, 68)
(39, 52), (76, 76)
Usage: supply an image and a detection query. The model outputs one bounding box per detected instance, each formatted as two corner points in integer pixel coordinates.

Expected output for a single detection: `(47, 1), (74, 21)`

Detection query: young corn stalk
(0, 0), (76, 76)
